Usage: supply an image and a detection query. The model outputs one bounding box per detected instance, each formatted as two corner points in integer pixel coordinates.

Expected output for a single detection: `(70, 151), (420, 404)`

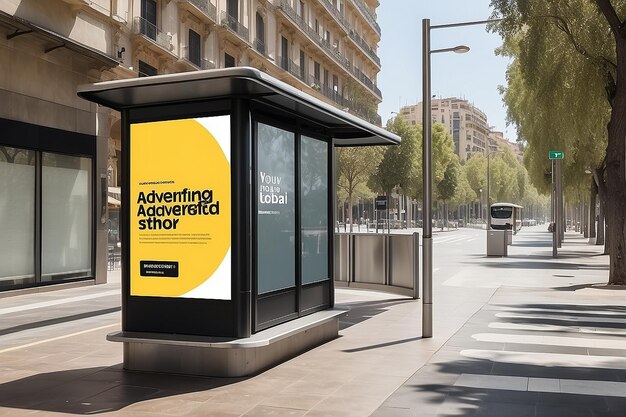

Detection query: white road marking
(461, 349), (626, 370)
(472, 332), (626, 350)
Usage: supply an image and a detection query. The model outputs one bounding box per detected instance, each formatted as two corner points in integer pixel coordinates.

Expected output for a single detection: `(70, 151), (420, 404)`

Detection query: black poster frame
(251, 106), (333, 333)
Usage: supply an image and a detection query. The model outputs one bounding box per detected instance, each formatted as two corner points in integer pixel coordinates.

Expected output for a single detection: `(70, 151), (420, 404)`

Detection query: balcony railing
(310, 78), (381, 125)
(254, 38), (266, 55)
(319, 0), (349, 32)
(351, 66), (381, 98)
(277, 55), (306, 80)
(186, 0), (217, 22)
(348, 29), (380, 66)
(180, 46), (215, 70)
(276, 0), (380, 99)
(132, 16), (172, 51)
(350, 0), (381, 35)
(220, 11), (249, 42)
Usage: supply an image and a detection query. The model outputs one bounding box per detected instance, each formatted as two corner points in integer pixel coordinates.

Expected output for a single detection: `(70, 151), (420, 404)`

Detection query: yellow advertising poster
(130, 116), (231, 299)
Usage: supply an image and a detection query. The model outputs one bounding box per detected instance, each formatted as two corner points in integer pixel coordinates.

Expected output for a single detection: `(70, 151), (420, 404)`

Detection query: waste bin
(506, 230), (513, 245)
(487, 230), (507, 256)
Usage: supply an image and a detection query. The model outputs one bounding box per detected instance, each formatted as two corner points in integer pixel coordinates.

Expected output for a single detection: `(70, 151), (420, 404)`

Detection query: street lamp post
(422, 17), (500, 338)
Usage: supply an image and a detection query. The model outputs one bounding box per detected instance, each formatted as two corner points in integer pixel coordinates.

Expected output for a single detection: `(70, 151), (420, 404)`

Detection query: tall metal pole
(422, 18), (433, 338)
(487, 155), (491, 229)
(552, 159), (557, 257)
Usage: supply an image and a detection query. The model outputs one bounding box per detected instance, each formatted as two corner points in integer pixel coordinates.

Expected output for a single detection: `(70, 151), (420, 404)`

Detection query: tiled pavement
(0, 228), (623, 416)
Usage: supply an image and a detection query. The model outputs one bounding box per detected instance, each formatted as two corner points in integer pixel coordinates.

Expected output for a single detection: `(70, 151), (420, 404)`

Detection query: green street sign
(549, 151), (564, 160)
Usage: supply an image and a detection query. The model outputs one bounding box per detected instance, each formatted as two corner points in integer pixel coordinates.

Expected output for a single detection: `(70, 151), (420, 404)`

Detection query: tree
(336, 146), (382, 232)
(491, 0), (626, 284)
(437, 157), (460, 227)
(369, 117), (421, 226)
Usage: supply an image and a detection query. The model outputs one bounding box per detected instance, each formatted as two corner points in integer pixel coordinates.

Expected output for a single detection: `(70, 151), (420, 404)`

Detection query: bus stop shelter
(77, 67), (400, 376)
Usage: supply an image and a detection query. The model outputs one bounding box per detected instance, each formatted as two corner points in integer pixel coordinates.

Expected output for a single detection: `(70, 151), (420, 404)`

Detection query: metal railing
(348, 29), (380, 66)
(254, 38), (266, 55)
(180, 46), (215, 70)
(335, 232), (419, 298)
(351, 66), (382, 98)
(319, 0), (350, 32)
(310, 78), (381, 125)
(186, 0), (217, 22)
(276, 55), (304, 79)
(276, 0), (380, 99)
(220, 11), (249, 42)
(349, 0), (381, 35)
(132, 16), (172, 51)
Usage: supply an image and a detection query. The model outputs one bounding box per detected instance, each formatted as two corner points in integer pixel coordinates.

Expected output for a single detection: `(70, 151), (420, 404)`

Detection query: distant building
(399, 98), (517, 161)
(488, 130), (523, 159)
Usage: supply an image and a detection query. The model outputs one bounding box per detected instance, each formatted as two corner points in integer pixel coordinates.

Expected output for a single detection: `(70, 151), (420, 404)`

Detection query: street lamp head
(453, 45), (470, 54)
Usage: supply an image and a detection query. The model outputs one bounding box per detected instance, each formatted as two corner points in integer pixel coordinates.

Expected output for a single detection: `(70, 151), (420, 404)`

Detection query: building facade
(0, 0), (382, 293)
(400, 98), (493, 161)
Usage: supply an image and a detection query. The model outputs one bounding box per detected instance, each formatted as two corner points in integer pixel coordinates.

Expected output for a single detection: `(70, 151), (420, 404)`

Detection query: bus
(490, 203), (523, 232)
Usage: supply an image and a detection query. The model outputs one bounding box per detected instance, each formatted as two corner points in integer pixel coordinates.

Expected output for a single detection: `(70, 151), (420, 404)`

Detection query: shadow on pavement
(338, 298), (413, 330)
(0, 366), (244, 414)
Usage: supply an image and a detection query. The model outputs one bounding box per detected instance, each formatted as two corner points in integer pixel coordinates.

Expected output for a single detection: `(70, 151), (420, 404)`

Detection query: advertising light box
(130, 116), (231, 300)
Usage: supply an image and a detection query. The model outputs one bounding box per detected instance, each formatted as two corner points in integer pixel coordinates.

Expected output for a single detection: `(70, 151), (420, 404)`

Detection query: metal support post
(552, 159), (557, 258)
(422, 18), (433, 338)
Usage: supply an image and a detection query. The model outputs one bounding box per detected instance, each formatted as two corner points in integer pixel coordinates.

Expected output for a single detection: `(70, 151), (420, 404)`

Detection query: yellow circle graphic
(130, 118), (231, 298)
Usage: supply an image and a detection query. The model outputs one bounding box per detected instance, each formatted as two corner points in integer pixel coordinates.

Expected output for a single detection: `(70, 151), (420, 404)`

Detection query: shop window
(41, 154), (92, 281)
(0, 146), (36, 287)
(0, 144), (93, 290)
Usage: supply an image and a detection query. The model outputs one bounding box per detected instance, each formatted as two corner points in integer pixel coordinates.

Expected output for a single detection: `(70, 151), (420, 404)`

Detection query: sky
(376, 0), (514, 140)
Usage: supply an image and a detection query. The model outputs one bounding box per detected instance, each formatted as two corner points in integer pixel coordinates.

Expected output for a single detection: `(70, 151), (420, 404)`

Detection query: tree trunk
(606, 65), (626, 282)
(348, 191), (353, 233)
(589, 178), (597, 240)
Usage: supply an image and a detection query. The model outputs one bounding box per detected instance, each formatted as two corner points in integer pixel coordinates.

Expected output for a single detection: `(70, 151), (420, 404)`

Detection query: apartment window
(140, 0), (157, 40)
(323, 69), (329, 86)
(297, 1), (305, 19)
(227, 0), (238, 19)
(224, 53), (235, 68)
(188, 29), (201, 67)
(42, 154), (92, 282)
(138, 60), (157, 77)
(281, 36), (289, 70)
(332, 74), (338, 92)
(314, 61), (320, 83)
(315, 19), (319, 34)
(255, 12), (265, 54)
(300, 50), (306, 79)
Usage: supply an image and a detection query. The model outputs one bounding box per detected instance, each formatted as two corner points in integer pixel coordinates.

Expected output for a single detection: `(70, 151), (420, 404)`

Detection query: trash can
(487, 230), (507, 256)
(506, 230), (513, 245)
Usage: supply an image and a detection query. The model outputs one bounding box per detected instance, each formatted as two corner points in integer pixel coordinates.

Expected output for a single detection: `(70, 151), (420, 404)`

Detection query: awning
(78, 67), (400, 146)
(0, 10), (119, 68)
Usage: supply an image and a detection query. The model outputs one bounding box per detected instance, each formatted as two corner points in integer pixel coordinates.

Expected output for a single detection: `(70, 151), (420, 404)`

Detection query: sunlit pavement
(0, 226), (620, 416)
(374, 227), (624, 417)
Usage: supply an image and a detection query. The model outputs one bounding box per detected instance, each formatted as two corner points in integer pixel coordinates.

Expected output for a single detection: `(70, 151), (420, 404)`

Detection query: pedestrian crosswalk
(458, 302), (626, 398)
(433, 233), (478, 245)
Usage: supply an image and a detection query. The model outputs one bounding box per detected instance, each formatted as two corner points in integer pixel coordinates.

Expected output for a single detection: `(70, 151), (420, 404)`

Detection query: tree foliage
(370, 116), (421, 197)
(491, 0), (626, 284)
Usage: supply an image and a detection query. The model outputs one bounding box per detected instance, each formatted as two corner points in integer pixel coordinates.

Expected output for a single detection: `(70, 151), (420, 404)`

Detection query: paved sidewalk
(374, 231), (624, 417)
(0, 228), (620, 417)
